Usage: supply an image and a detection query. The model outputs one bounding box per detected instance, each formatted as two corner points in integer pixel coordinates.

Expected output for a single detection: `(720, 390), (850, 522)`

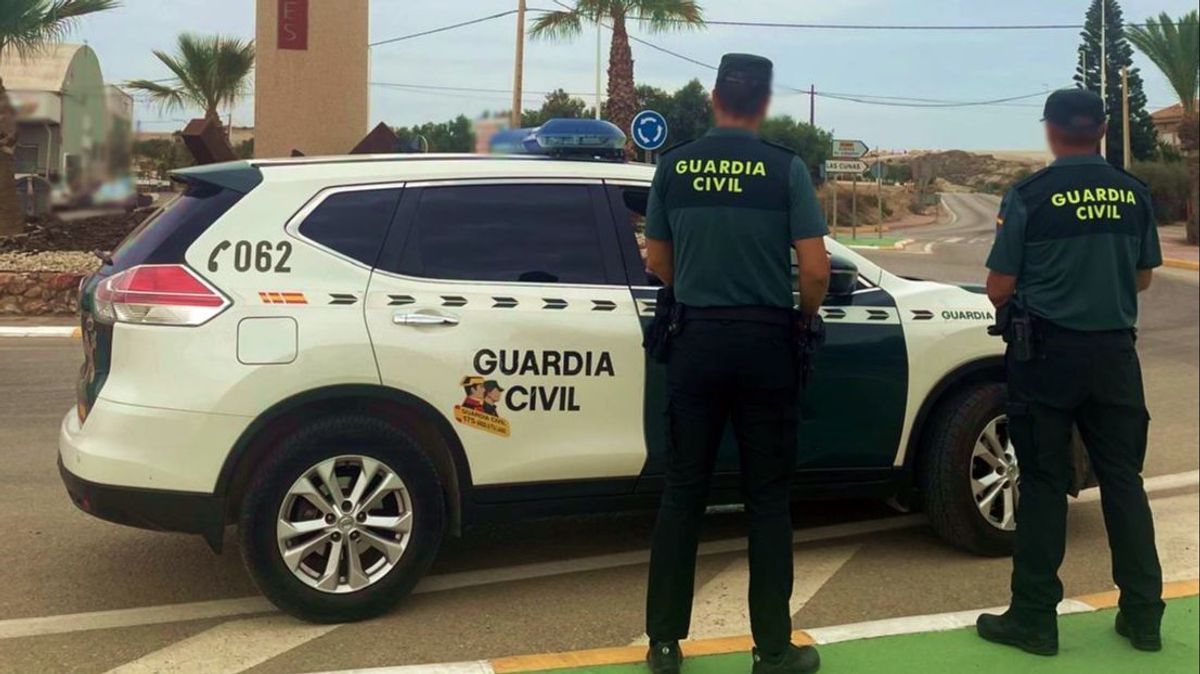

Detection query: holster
(794, 312), (826, 390)
(643, 286), (681, 364)
(988, 302), (1035, 362)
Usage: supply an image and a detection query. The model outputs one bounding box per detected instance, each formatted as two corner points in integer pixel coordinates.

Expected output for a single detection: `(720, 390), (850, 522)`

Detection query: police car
(62, 120), (1022, 622)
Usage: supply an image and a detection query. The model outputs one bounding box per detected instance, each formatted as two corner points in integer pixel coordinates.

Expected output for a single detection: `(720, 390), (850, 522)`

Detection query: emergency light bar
(489, 118), (626, 160)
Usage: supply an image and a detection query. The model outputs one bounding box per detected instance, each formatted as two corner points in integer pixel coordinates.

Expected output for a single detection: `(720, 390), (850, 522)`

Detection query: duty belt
(682, 305), (795, 327)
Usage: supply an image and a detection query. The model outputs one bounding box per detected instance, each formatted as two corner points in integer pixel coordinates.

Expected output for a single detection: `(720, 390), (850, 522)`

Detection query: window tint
(298, 188), (402, 266)
(111, 182), (244, 271)
(401, 184), (606, 284)
(612, 185), (659, 286)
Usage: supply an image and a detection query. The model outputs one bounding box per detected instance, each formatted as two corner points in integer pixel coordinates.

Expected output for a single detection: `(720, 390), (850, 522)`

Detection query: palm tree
(125, 33), (255, 133)
(1, 0), (119, 235)
(1128, 11), (1199, 244)
(530, 0), (704, 155)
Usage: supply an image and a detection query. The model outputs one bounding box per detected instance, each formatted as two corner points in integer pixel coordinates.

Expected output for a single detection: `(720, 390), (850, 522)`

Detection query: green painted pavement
(532, 597), (1198, 674)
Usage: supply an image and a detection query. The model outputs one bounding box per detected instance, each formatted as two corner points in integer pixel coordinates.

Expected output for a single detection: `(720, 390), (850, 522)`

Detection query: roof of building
(0, 43), (92, 92)
(1151, 102), (1199, 124)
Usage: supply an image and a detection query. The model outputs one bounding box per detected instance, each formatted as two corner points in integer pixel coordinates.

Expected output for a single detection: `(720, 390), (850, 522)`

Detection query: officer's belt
(1032, 315), (1136, 347)
(682, 305), (795, 327)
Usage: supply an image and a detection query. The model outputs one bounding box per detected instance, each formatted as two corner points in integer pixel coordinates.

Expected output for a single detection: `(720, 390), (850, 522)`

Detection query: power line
(369, 9), (522, 47)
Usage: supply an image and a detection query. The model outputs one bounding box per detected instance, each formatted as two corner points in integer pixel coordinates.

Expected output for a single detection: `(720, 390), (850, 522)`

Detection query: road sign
(825, 159), (869, 174)
(831, 139), (869, 159)
(631, 110), (669, 151)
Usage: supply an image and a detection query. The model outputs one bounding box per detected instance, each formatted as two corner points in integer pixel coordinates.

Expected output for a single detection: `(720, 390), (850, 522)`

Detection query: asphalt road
(0, 193), (1196, 674)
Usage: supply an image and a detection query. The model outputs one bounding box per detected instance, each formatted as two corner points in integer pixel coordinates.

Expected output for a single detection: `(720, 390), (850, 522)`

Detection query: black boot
(646, 640), (682, 674)
(976, 612), (1058, 656)
(1115, 611), (1163, 652)
(751, 644), (820, 674)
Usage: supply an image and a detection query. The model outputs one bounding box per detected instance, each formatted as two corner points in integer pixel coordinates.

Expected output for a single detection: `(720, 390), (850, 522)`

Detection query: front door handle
(393, 311), (459, 326)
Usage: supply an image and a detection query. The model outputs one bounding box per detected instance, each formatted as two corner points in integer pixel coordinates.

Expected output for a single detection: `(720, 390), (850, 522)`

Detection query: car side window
(396, 184), (608, 284)
(609, 185), (659, 286)
(297, 188), (402, 266)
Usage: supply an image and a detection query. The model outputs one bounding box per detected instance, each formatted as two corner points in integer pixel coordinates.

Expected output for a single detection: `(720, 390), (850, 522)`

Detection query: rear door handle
(393, 312), (459, 326)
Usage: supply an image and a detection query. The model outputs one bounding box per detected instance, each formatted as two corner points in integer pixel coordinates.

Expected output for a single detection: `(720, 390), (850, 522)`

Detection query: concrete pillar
(254, 0), (369, 158)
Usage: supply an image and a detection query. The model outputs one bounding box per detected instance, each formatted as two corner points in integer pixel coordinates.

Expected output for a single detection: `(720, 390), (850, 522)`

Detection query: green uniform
(986, 154), (1165, 637)
(644, 125), (827, 658)
(644, 127), (828, 308)
(986, 154), (1161, 330)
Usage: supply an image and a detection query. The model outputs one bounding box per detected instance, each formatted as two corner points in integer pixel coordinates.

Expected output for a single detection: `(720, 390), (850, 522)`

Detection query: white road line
(684, 545), (859, 642)
(0, 326), (78, 338)
(305, 664), (494, 674)
(943, 236), (965, 244)
(3, 470), (1195, 642)
(103, 616), (339, 674)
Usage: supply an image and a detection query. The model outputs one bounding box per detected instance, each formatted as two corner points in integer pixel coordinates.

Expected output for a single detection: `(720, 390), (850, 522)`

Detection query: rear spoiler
(171, 161), (263, 194)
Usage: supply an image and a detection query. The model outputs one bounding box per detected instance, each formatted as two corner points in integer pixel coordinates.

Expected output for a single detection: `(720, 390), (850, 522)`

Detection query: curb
(309, 578), (1200, 674)
(845, 238), (915, 252)
(0, 326), (79, 338)
(1163, 257), (1199, 271)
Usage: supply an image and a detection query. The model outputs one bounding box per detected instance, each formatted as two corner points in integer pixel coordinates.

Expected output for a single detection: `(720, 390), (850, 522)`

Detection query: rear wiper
(92, 249), (113, 266)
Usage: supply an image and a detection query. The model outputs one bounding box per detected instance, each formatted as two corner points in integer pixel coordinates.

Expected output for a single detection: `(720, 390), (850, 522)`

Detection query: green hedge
(1131, 160), (1192, 223)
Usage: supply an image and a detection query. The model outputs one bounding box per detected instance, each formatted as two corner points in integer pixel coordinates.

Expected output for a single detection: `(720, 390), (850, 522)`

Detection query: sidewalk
(1159, 224), (1199, 271)
(527, 597), (1198, 674)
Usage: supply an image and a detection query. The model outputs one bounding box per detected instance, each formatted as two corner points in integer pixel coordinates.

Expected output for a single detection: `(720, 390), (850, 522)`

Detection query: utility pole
(1121, 66), (1131, 169)
(595, 19), (602, 119)
(809, 84), (815, 126)
(1100, 1), (1107, 157)
(511, 0), (527, 129)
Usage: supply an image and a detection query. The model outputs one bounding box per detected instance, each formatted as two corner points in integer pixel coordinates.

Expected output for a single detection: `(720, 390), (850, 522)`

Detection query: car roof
(249, 153), (656, 185)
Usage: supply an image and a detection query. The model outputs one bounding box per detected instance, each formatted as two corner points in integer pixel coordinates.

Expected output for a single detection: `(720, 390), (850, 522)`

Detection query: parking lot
(1, 196), (1196, 673)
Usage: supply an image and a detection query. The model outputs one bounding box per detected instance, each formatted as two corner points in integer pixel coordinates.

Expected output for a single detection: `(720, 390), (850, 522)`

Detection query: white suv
(61, 139), (1035, 622)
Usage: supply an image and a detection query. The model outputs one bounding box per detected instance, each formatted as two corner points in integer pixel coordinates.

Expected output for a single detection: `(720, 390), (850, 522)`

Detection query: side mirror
(828, 255), (860, 297)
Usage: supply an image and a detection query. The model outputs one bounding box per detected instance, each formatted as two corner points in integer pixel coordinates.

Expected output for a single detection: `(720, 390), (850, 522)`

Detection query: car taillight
(94, 264), (229, 326)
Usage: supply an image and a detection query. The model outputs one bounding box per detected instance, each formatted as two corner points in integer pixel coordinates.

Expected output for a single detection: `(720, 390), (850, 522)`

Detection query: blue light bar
(489, 119), (626, 160)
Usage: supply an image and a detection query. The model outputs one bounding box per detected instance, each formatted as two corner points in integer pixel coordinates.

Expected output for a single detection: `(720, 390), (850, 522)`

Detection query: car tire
(920, 382), (1015, 557)
(238, 414), (445, 622)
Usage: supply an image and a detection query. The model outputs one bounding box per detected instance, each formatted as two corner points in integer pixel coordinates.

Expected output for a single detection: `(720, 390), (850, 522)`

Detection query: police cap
(1042, 88), (1106, 134)
(717, 53), (773, 92)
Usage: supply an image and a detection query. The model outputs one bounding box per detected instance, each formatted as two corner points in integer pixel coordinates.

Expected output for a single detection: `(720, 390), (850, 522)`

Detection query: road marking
(684, 545), (859, 642)
(943, 236), (964, 244)
(103, 615), (339, 674)
(308, 664), (494, 674)
(0, 326), (79, 338)
(3, 470), (1195, 642)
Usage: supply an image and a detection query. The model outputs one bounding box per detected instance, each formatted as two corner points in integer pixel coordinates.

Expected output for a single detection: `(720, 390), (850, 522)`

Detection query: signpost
(631, 110), (668, 161)
(824, 159), (869, 174)
(828, 139), (871, 239)
(831, 139), (869, 159)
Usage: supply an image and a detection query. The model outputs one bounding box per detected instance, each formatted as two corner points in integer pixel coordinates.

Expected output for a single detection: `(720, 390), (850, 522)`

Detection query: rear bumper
(58, 455), (226, 551)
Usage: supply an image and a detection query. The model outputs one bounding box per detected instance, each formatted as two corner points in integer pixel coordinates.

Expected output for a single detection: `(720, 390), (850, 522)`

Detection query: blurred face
(712, 89), (770, 130)
(1045, 122), (1106, 157)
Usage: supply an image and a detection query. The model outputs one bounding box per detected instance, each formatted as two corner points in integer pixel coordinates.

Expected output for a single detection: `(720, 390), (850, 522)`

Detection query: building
(254, 0), (369, 158)
(1150, 102), (1199, 147)
(1, 44), (128, 195)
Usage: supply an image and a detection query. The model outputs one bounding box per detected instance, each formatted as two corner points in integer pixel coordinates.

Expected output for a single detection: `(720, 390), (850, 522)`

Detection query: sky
(66, 0), (1198, 150)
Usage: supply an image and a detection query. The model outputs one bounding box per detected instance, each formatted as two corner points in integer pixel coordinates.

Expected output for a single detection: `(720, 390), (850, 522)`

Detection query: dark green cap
(1042, 88), (1106, 134)
(717, 53), (773, 91)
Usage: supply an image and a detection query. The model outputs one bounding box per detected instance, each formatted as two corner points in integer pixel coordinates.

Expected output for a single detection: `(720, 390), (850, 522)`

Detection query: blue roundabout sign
(631, 110), (669, 152)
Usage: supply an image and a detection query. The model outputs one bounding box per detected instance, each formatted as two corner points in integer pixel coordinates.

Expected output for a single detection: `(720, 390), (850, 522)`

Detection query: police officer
(977, 88), (1165, 655)
(642, 54), (830, 674)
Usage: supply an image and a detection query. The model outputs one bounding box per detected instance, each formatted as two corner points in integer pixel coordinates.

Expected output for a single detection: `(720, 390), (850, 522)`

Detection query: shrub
(1131, 160), (1191, 223)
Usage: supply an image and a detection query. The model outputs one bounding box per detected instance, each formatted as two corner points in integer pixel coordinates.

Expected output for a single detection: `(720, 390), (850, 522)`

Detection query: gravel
(0, 251), (102, 274)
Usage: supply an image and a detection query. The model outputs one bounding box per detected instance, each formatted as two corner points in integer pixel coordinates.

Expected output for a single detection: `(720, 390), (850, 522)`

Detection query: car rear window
(110, 182), (245, 271)
(297, 188), (402, 266)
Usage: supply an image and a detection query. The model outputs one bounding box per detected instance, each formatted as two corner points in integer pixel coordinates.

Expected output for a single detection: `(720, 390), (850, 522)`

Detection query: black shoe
(976, 612), (1058, 656)
(646, 640), (682, 674)
(751, 644), (820, 674)
(1115, 611), (1163, 652)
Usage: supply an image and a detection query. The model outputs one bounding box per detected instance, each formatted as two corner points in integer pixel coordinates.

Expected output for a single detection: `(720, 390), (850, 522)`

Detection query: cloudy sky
(70, 0), (1197, 150)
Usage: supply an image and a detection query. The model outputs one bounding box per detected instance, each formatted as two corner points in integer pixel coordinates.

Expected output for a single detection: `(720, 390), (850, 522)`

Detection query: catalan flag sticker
(258, 291), (308, 305)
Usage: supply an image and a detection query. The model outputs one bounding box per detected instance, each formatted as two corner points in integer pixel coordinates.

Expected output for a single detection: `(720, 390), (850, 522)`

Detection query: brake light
(94, 264), (229, 326)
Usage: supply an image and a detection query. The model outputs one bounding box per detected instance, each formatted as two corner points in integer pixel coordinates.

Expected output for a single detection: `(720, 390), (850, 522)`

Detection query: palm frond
(529, 9), (584, 41)
(1128, 11), (1199, 111)
(630, 0), (704, 33)
(0, 0), (119, 58)
(121, 32), (255, 119)
(123, 78), (186, 113)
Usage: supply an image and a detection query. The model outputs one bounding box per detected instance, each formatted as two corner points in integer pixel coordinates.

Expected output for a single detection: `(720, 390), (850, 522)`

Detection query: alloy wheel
(971, 416), (1020, 531)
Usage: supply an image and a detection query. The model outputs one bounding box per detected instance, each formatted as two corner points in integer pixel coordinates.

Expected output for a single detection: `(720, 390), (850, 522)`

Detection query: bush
(1131, 160), (1191, 223)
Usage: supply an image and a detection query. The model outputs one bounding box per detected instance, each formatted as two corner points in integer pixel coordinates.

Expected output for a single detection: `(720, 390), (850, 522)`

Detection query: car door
(605, 181), (907, 488)
(364, 180), (648, 500)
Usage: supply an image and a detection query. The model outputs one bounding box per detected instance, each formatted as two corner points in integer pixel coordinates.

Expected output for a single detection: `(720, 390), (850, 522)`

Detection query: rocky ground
(0, 210), (149, 258)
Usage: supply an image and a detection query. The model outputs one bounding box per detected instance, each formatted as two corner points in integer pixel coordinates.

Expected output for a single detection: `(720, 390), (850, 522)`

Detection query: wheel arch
(216, 384), (472, 536)
(903, 356), (1005, 473)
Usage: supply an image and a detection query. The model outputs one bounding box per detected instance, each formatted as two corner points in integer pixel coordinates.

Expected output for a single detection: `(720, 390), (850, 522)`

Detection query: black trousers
(645, 319), (799, 654)
(1007, 324), (1164, 631)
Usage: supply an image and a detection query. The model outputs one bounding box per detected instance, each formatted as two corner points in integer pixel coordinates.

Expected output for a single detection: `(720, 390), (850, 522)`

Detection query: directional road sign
(631, 110), (669, 151)
(825, 159), (870, 174)
(831, 139), (869, 159)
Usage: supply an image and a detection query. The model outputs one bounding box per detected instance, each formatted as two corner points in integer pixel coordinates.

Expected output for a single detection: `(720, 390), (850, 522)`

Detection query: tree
(759, 116), (832, 178)
(395, 115), (475, 153)
(1, 0), (119, 235)
(125, 33), (255, 133)
(1073, 0), (1158, 168)
(1128, 11), (1199, 243)
(530, 0), (705, 154)
(132, 137), (193, 180)
(633, 78), (711, 156)
(522, 88), (593, 127)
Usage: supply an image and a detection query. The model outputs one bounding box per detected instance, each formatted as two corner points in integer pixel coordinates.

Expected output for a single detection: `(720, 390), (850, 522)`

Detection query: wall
(254, 0), (369, 158)
(0, 272), (82, 315)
